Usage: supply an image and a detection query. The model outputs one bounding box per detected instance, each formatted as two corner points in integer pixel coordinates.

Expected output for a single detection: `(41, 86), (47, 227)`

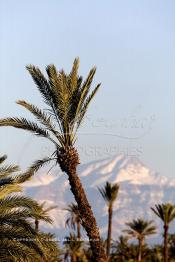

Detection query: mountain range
(23, 154), (175, 243)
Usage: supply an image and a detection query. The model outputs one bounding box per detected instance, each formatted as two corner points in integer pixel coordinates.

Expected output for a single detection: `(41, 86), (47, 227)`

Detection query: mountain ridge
(23, 154), (175, 242)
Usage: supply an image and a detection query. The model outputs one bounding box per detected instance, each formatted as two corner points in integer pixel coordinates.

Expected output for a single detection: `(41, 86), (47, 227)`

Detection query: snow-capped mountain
(23, 155), (175, 242)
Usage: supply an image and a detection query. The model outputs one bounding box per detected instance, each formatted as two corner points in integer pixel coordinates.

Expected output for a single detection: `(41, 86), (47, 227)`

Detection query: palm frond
(0, 184), (22, 199)
(0, 238), (42, 262)
(98, 182), (119, 206)
(0, 155), (7, 164)
(123, 218), (156, 240)
(32, 201), (57, 224)
(46, 65), (67, 125)
(0, 117), (55, 141)
(0, 155), (60, 261)
(74, 67), (97, 122)
(0, 165), (20, 177)
(26, 65), (54, 107)
(0, 177), (13, 186)
(77, 83), (100, 128)
(0, 59), (101, 151)
(69, 57), (79, 91)
(16, 156), (56, 184)
(0, 195), (41, 212)
(16, 100), (59, 135)
(29, 156), (56, 174)
(151, 203), (175, 225)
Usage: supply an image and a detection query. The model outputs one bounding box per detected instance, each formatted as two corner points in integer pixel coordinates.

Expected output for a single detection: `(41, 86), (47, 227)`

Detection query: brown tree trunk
(57, 147), (107, 262)
(35, 219), (39, 233)
(71, 254), (77, 262)
(164, 224), (169, 262)
(138, 238), (143, 262)
(77, 220), (81, 240)
(106, 205), (113, 259)
(67, 169), (107, 261)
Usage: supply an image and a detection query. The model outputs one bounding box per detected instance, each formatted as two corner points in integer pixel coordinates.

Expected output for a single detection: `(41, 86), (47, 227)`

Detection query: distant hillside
(23, 155), (175, 243)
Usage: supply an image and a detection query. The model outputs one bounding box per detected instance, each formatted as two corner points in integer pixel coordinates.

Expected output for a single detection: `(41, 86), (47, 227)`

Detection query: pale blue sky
(0, 0), (175, 177)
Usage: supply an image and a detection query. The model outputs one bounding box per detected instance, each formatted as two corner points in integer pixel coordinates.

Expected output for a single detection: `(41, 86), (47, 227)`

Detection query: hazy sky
(0, 0), (175, 178)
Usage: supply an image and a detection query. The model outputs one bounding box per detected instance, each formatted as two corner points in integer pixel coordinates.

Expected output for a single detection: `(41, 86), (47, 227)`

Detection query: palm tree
(111, 236), (130, 262)
(123, 218), (156, 262)
(149, 245), (163, 262)
(63, 233), (88, 262)
(0, 58), (107, 261)
(98, 181), (119, 258)
(151, 203), (175, 262)
(33, 201), (57, 233)
(0, 155), (60, 261)
(65, 203), (82, 239)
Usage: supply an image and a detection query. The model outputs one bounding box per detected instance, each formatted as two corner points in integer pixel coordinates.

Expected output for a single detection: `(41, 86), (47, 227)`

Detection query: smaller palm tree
(33, 201), (57, 233)
(123, 218), (156, 262)
(98, 181), (119, 258)
(111, 236), (130, 262)
(63, 233), (86, 262)
(149, 245), (162, 262)
(151, 203), (175, 262)
(65, 203), (82, 239)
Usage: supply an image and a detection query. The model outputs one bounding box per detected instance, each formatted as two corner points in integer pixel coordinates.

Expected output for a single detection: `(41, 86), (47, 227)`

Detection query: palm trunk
(71, 254), (77, 262)
(58, 147), (107, 262)
(163, 224), (169, 262)
(77, 220), (81, 240)
(67, 169), (107, 261)
(35, 219), (39, 233)
(121, 255), (125, 262)
(106, 205), (113, 259)
(138, 238), (143, 262)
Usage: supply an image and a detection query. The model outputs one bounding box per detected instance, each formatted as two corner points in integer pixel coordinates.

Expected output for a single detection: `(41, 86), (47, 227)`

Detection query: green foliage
(0, 155), (61, 261)
(63, 233), (88, 262)
(34, 201), (57, 233)
(98, 181), (119, 207)
(65, 203), (81, 231)
(111, 237), (157, 262)
(123, 218), (156, 240)
(111, 236), (131, 261)
(151, 203), (175, 226)
(0, 58), (100, 152)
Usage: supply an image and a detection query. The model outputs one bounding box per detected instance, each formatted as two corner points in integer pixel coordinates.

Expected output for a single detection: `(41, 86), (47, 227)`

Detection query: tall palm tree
(0, 58), (107, 261)
(33, 201), (57, 233)
(123, 218), (156, 262)
(98, 181), (119, 258)
(151, 203), (175, 262)
(65, 203), (82, 239)
(0, 155), (60, 261)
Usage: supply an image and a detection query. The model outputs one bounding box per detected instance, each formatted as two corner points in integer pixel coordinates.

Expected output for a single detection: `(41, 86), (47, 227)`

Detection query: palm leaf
(69, 57), (79, 91)
(0, 184), (22, 199)
(77, 83), (100, 128)
(16, 100), (57, 132)
(0, 195), (41, 211)
(0, 165), (20, 176)
(74, 67), (96, 121)
(26, 65), (54, 108)
(0, 155), (7, 164)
